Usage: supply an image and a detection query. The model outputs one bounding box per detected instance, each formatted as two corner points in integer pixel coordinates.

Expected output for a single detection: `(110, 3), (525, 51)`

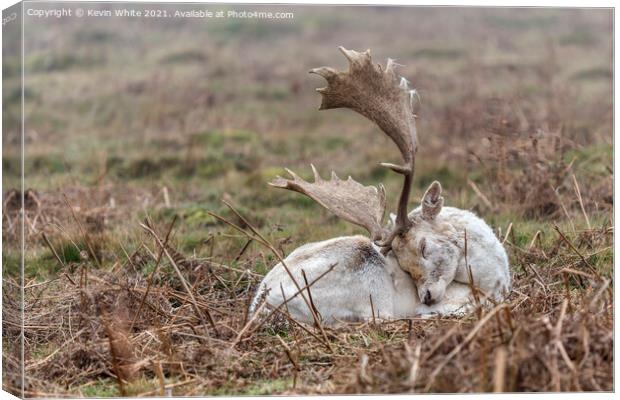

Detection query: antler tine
(311, 46), (418, 247)
(310, 164), (322, 182)
(269, 166), (387, 241)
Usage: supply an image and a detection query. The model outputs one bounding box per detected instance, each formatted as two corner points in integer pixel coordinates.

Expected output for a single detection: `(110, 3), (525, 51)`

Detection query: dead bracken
(2, 199), (613, 395)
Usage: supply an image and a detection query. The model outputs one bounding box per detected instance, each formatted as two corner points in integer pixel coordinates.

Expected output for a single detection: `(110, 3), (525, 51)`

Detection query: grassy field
(2, 5), (613, 395)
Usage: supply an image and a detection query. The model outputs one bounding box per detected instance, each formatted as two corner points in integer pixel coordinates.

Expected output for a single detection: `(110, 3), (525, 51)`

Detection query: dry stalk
(62, 194), (102, 268)
(41, 233), (66, 270)
(276, 335), (300, 371)
(405, 342), (422, 391)
(243, 263), (338, 349)
(129, 216), (177, 332)
(151, 360), (166, 396)
(424, 304), (506, 391)
(501, 222), (513, 245)
(139, 222), (217, 336)
(549, 181), (576, 233)
(467, 178), (494, 211)
(464, 230), (482, 319)
(493, 346), (507, 392)
(301, 269), (322, 324)
(571, 174), (591, 230)
(101, 315), (133, 396)
(553, 224), (599, 277)
(369, 294), (376, 326)
(209, 200), (334, 352)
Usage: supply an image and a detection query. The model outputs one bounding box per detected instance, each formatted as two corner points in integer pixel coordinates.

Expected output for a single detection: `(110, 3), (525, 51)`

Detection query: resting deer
(249, 47), (510, 325)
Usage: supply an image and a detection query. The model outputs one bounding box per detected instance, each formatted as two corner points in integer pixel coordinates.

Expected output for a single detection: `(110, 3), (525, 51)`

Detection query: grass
(80, 379), (120, 397)
(213, 378), (294, 396)
(2, 5), (613, 397)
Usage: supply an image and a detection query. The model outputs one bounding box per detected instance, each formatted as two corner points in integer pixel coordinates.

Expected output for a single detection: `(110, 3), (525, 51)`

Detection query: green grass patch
(571, 67), (613, 81)
(416, 165), (463, 192)
(560, 31), (596, 47)
(160, 49), (207, 64)
(80, 378), (119, 397)
(73, 29), (119, 45)
(212, 377), (293, 395)
(4, 247), (63, 280)
(565, 143), (612, 175)
(26, 52), (105, 74)
(2, 251), (21, 278)
(58, 241), (83, 264)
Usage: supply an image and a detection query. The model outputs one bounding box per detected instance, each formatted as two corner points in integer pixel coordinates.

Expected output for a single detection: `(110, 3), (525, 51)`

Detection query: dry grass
(2, 5), (613, 396)
(1, 197), (614, 396)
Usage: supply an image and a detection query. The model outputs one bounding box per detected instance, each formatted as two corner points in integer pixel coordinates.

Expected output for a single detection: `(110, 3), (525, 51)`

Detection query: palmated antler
(310, 47), (418, 248)
(270, 165), (386, 241)
(270, 47), (418, 249)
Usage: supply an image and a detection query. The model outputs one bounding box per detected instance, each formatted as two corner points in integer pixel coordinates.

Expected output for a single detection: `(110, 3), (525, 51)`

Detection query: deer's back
(438, 206), (511, 297)
(250, 235), (416, 324)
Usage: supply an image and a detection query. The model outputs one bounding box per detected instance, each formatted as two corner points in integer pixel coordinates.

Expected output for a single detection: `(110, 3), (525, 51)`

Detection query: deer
(249, 47), (511, 325)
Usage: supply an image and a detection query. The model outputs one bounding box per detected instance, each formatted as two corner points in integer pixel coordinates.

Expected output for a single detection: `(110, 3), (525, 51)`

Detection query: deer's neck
(378, 247), (419, 316)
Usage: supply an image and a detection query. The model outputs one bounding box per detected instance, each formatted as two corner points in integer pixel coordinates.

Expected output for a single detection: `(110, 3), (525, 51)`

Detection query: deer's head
(270, 47), (461, 305)
(391, 181), (463, 305)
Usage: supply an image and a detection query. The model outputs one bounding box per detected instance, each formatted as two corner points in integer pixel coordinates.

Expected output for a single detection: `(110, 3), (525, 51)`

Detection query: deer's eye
(419, 238), (427, 259)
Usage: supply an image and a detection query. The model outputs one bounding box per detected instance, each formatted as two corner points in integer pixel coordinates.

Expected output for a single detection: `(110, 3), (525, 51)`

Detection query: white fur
(249, 235), (474, 325)
(250, 204), (510, 325)
(389, 206), (511, 306)
(427, 206), (511, 300)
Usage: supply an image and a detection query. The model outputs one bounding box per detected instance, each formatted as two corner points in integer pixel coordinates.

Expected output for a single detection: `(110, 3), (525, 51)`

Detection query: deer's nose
(423, 290), (433, 305)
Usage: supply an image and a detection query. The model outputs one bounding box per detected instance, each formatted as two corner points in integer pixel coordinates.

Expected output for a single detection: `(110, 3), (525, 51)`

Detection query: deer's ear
(422, 181), (443, 220)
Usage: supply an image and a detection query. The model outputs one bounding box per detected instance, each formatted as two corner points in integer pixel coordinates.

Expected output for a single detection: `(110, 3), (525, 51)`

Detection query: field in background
(2, 5), (613, 395)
